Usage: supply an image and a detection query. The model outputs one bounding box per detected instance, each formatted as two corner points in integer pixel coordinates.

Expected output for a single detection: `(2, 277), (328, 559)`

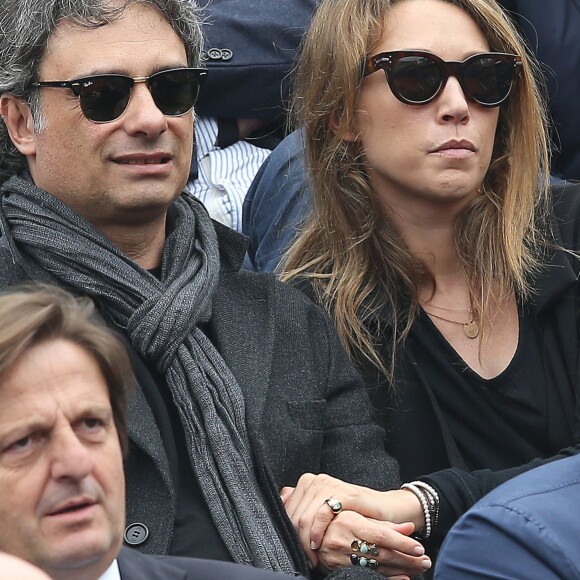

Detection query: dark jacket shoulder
(118, 546), (306, 579)
(550, 181), (580, 252)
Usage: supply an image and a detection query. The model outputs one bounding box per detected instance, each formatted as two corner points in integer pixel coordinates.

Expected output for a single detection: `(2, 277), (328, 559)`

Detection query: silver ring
(324, 498), (343, 515)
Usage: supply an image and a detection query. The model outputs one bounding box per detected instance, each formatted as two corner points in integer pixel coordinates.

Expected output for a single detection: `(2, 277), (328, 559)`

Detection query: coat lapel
(209, 270), (276, 434)
(127, 382), (173, 492)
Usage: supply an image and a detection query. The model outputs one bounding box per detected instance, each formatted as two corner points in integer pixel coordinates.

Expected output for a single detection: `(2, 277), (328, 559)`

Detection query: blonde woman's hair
(282, 0), (551, 383)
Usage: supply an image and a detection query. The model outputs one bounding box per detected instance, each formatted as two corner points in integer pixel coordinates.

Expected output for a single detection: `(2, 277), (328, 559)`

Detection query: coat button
(220, 48), (233, 61)
(207, 48), (223, 60)
(124, 523), (149, 546)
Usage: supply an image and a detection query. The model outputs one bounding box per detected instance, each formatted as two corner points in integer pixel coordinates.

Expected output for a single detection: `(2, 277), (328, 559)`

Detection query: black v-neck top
(367, 301), (560, 485)
(422, 304), (552, 473)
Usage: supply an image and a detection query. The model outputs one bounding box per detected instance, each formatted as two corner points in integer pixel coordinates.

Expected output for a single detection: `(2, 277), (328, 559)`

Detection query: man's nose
(120, 82), (169, 138)
(49, 426), (94, 481)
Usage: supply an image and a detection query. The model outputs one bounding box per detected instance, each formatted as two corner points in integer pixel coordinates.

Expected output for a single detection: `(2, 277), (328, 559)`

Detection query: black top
(366, 300), (565, 482)
(343, 183), (580, 546)
(170, 413), (232, 559)
(421, 304), (552, 472)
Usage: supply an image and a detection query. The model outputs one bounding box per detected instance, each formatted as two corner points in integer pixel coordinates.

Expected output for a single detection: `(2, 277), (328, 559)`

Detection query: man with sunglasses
(0, 0), (426, 578)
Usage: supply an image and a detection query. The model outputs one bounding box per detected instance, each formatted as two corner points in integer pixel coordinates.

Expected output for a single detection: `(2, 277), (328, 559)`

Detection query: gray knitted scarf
(1, 174), (295, 572)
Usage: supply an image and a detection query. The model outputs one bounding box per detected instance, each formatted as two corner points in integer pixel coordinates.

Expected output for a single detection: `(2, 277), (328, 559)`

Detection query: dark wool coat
(0, 203), (400, 573)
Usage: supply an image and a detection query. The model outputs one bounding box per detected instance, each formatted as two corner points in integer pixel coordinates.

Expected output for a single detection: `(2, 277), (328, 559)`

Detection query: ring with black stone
(350, 539), (379, 557)
(324, 498), (343, 515)
(350, 554), (379, 570)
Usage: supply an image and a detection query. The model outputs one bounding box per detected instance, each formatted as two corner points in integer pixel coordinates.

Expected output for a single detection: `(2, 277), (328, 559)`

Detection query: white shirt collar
(98, 559), (121, 580)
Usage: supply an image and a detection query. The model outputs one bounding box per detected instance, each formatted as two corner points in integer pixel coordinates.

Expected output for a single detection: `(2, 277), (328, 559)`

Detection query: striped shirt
(185, 117), (271, 232)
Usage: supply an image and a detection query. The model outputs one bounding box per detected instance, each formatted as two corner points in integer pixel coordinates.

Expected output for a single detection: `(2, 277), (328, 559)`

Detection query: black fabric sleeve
(422, 442), (580, 544)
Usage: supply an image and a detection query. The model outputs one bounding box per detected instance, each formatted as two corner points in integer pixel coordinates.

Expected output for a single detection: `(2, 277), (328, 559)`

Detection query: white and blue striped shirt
(186, 117), (271, 232)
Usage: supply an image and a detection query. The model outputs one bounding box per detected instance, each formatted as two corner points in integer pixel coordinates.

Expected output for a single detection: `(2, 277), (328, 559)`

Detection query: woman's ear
(0, 94), (37, 156)
(329, 110), (359, 143)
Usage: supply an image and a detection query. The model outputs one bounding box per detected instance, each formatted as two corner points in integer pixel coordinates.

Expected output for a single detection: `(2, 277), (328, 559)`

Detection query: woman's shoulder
(550, 180), (580, 249)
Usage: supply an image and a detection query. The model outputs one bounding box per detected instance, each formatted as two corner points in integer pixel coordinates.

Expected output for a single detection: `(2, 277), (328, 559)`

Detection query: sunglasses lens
(390, 55), (442, 103)
(149, 69), (201, 116)
(78, 76), (132, 122)
(463, 56), (515, 105)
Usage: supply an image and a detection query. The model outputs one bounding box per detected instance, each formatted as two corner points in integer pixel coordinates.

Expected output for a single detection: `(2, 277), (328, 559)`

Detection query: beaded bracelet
(400, 482), (431, 539)
(411, 480), (440, 529)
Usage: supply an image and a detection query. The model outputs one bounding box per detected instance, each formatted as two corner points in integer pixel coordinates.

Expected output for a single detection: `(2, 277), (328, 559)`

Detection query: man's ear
(329, 110), (359, 143)
(0, 94), (37, 156)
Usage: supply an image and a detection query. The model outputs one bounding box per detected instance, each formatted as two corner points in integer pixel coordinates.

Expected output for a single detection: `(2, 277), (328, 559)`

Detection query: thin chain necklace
(422, 306), (480, 339)
(423, 302), (472, 313)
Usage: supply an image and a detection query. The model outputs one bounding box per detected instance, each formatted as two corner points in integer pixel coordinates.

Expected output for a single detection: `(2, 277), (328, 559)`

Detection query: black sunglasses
(32, 67), (208, 123)
(364, 51), (522, 107)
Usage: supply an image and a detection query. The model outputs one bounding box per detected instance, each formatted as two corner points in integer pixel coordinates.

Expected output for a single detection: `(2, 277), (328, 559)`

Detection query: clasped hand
(281, 473), (432, 578)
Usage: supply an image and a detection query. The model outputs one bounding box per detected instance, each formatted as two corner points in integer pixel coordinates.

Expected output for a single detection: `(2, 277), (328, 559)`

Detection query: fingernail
(310, 541), (318, 550)
(413, 545), (425, 556)
(421, 558), (432, 570)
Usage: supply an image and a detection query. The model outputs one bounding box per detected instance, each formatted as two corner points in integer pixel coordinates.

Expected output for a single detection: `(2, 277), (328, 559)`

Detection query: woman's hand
(316, 511), (431, 577)
(281, 473), (430, 575)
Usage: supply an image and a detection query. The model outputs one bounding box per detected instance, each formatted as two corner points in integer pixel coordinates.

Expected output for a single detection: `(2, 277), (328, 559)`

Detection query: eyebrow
(69, 402), (114, 422)
(0, 417), (52, 444)
(0, 404), (112, 440)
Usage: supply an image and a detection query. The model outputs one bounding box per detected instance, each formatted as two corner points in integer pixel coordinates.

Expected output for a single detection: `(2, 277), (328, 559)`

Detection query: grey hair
(0, 0), (203, 185)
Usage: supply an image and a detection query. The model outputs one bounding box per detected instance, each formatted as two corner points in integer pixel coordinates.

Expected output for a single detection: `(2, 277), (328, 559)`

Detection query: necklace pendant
(463, 320), (479, 339)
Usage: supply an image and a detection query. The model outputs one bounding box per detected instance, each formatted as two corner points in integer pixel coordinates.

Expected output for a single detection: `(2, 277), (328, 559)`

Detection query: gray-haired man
(0, 0), (423, 577)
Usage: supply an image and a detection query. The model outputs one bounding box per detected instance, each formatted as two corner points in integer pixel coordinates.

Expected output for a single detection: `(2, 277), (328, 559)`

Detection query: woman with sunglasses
(279, 0), (580, 573)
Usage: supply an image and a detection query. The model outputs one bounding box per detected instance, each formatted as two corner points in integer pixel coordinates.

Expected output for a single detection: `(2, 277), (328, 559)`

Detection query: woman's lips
(430, 139), (477, 159)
